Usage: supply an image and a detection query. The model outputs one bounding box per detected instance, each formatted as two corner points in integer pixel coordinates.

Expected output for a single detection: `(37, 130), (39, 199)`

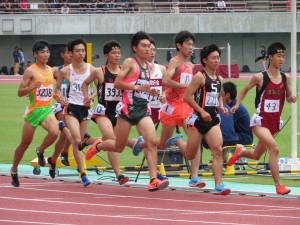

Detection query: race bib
(36, 84), (53, 101)
(161, 103), (175, 116)
(52, 102), (63, 114)
(105, 83), (122, 101)
(93, 104), (106, 116)
(264, 100), (280, 112)
(180, 73), (192, 84)
(115, 102), (124, 115)
(187, 113), (198, 126)
(60, 82), (67, 98)
(134, 79), (149, 100)
(149, 86), (162, 108)
(205, 92), (219, 107)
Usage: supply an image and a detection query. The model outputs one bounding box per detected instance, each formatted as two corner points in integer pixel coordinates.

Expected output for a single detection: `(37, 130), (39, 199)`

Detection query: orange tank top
(165, 56), (193, 104)
(28, 64), (54, 107)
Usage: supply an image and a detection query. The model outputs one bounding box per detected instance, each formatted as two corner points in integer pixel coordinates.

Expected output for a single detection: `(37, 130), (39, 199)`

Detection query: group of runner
(10, 30), (296, 195)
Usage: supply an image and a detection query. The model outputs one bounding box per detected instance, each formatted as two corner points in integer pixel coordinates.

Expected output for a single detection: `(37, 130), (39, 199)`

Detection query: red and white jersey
(149, 63), (163, 109)
(255, 71), (286, 121)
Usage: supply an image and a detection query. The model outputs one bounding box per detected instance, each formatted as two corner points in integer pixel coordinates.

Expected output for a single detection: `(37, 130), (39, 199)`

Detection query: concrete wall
(0, 12), (299, 73)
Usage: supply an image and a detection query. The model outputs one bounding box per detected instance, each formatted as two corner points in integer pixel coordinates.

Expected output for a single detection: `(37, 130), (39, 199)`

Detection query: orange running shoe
(85, 138), (102, 161)
(148, 178), (169, 192)
(276, 184), (291, 195)
(227, 145), (244, 166)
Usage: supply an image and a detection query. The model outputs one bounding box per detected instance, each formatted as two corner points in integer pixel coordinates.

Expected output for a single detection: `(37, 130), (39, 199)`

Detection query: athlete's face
(203, 51), (220, 71)
(106, 48), (121, 65)
(71, 44), (86, 62)
(61, 50), (72, 65)
(177, 39), (195, 58)
(34, 48), (50, 64)
(269, 53), (285, 69)
(133, 39), (151, 60)
(147, 43), (156, 63)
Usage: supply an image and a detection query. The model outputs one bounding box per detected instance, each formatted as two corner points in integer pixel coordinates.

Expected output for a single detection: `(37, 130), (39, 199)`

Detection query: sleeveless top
(28, 64), (54, 108)
(165, 55), (193, 104)
(120, 57), (150, 115)
(97, 65), (122, 114)
(194, 69), (221, 117)
(67, 64), (92, 106)
(149, 63), (163, 109)
(255, 71), (286, 120)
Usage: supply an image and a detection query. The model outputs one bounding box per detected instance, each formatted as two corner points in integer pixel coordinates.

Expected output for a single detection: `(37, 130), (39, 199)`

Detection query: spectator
(3, 0), (12, 13)
(287, 0), (291, 12)
(255, 45), (267, 71)
(20, 0), (28, 12)
(222, 81), (253, 146)
(171, 0), (179, 13)
(206, 0), (214, 12)
(166, 45), (173, 63)
(217, 0), (226, 11)
(25, 60), (32, 69)
(132, 3), (139, 13)
(13, 46), (20, 75)
(61, 1), (69, 14)
(18, 48), (25, 69)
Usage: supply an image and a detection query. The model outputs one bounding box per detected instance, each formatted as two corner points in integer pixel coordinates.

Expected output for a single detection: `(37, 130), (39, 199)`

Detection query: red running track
(0, 176), (300, 225)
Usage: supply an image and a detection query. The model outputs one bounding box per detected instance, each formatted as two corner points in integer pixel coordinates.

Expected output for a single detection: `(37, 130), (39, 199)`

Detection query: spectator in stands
(171, 0), (179, 13)
(133, 3), (139, 13)
(217, 0), (226, 11)
(61, 1), (69, 14)
(13, 46), (20, 75)
(287, 0), (291, 12)
(3, 0), (12, 13)
(206, 0), (215, 12)
(11, 0), (21, 13)
(20, 0), (28, 12)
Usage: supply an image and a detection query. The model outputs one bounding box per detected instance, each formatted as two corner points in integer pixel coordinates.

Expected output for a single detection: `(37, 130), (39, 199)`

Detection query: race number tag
(105, 83), (122, 101)
(187, 113), (197, 126)
(180, 73), (192, 84)
(134, 79), (149, 100)
(115, 102), (124, 115)
(149, 86), (162, 108)
(52, 102), (63, 114)
(264, 100), (280, 112)
(36, 84), (53, 101)
(93, 104), (106, 116)
(161, 103), (175, 116)
(205, 92), (219, 107)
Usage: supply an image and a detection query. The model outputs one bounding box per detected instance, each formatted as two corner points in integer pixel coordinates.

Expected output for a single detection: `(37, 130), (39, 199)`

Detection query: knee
(114, 147), (124, 153)
(146, 137), (157, 149)
(269, 145), (279, 156)
(212, 147), (223, 159)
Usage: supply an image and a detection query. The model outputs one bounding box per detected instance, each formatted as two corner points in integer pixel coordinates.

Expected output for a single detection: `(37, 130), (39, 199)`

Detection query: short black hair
(174, 30), (196, 51)
(267, 42), (286, 56)
(222, 82), (237, 100)
(150, 37), (156, 47)
(32, 39), (50, 54)
(131, 31), (150, 53)
(67, 38), (87, 52)
(103, 40), (121, 55)
(200, 44), (221, 66)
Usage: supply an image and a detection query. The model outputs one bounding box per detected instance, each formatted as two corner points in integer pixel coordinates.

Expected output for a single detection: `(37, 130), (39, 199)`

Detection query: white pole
(290, 0), (298, 164)
(227, 43), (231, 78)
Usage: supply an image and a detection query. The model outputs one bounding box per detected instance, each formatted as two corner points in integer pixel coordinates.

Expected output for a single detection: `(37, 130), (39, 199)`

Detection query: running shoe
(227, 145), (245, 166)
(60, 153), (70, 166)
(85, 138), (102, 160)
(132, 136), (144, 156)
(166, 133), (183, 148)
(213, 183), (231, 196)
(157, 171), (168, 181)
(189, 176), (206, 188)
(148, 178), (169, 192)
(36, 147), (46, 167)
(58, 121), (66, 131)
(11, 171), (20, 187)
(47, 157), (56, 179)
(276, 184), (291, 195)
(78, 133), (91, 151)
(117, 174), (130, 185)
(81, 174), (91, 187)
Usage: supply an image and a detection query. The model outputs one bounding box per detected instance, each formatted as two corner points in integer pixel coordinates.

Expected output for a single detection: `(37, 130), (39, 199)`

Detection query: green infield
(1, 80), (299, 187)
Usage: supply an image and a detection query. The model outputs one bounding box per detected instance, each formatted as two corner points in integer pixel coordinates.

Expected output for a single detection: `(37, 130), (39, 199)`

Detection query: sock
(81, 173), (87, 178)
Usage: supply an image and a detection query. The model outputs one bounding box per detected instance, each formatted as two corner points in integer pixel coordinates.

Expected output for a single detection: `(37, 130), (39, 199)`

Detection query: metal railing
(0, 1), (299, 14)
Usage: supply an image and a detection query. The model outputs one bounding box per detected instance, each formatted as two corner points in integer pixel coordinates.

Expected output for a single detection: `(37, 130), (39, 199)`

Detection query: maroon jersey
(255, 71), (286, 126)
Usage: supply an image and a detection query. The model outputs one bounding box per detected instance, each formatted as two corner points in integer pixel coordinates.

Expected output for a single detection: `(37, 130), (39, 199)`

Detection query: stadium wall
(0, 13), (299, 72)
